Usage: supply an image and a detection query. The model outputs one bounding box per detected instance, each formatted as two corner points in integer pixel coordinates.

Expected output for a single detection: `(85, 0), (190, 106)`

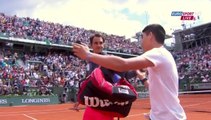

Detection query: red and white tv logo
(180, 12), (195, 20)
(171, 11), (198, 21)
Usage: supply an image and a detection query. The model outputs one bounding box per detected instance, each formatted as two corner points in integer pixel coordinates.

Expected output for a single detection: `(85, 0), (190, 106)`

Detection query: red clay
(0, 94), (210, 120)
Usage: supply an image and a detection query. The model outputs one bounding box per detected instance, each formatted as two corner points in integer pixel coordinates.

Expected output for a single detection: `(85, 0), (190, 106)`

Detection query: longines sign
(22, 98), (51, 104)
(0, 96), (59, 106)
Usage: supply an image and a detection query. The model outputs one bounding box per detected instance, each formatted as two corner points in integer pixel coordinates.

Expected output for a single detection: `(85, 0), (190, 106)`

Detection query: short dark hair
(142, 24), (166, 44)
(89, 33), (105, 44)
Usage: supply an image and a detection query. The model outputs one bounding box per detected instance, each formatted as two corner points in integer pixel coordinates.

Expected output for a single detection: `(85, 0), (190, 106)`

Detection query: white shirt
(142, 47), (186, 120)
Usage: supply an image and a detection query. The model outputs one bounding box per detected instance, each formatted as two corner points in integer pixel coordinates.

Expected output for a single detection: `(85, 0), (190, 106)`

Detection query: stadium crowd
(0, 13), (141, 55)
(0, 48), (86, 97)
(0, 13), (210, 98)
(174, 44), (211, 83)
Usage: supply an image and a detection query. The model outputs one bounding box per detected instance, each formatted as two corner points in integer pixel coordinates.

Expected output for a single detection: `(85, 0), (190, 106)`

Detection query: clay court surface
(0, 93), (211, 120)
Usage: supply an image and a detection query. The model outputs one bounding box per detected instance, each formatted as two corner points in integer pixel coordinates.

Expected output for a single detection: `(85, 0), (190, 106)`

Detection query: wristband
(86, 52), (91, 61)
(140, 78), (147, 85)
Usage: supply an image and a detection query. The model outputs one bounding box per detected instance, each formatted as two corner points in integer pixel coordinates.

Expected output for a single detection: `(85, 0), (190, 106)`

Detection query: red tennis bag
(77, 67), (138, 118)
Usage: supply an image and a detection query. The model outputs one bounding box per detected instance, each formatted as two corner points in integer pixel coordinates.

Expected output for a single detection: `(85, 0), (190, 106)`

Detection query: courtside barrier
(0, 95), (59, 106)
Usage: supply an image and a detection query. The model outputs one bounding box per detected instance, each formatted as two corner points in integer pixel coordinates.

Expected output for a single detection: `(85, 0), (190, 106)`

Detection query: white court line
(23, 114), (37, 120)
(12, 105), (27, 107)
